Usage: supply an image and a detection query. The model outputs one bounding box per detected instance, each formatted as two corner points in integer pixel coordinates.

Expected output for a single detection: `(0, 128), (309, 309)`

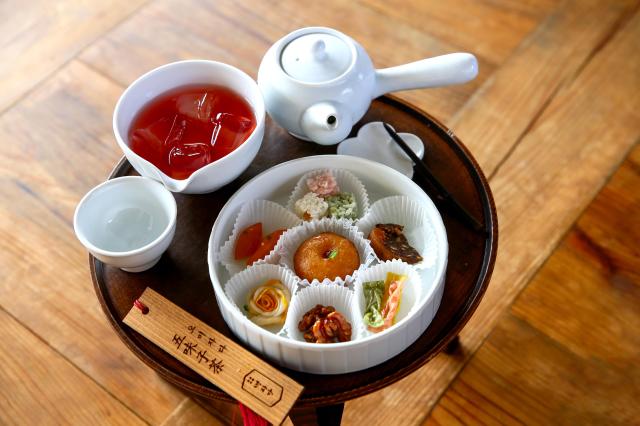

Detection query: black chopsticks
(383, 123), (486, 234)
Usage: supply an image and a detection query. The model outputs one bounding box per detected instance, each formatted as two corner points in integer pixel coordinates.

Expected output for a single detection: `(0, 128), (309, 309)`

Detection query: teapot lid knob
(312, 39), (327, 61)
(280, 30), (353, 83)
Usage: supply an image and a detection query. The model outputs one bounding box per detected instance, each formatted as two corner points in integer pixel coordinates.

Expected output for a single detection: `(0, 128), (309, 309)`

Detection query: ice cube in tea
(210, 112), (255, 157)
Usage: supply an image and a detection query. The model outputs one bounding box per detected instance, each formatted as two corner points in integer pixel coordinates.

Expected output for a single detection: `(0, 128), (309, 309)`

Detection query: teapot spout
(372, 53), (478, 98)
(300, 102), (352, 145)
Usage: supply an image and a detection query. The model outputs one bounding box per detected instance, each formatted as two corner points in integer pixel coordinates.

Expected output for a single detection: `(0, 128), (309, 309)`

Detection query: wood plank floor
(0, 1), (638, 425)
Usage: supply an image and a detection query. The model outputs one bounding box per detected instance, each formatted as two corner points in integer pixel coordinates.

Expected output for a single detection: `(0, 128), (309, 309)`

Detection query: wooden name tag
(123, 288), (303, 425)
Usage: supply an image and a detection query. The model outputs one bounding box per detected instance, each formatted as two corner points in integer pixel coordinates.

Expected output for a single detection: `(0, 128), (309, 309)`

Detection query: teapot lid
(280, 31), (352, 83)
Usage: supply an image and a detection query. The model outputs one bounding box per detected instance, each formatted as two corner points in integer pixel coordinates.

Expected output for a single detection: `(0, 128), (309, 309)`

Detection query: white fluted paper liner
(219, 200), (301, 276)
(283, 283), (364, 344)
(357, 195), (438, 269)
(277, 217), (376, 286)
(353, 260), (422, 337)
(286, 168), (370, 221)
(224, 263), (299, 334)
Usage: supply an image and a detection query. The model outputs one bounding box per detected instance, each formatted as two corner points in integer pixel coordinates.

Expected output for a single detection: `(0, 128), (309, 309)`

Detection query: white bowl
(208, 155), (448, 374)
(113, 60), (266, 194)
(74, 176), (177, 272)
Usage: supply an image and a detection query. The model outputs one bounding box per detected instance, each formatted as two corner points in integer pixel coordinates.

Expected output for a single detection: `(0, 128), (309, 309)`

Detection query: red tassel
(133, 299), (149, 314)
(238, 403), (269, 426)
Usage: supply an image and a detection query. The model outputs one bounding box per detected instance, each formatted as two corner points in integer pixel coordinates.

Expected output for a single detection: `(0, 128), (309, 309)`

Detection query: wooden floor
(1, 1), (638, 425)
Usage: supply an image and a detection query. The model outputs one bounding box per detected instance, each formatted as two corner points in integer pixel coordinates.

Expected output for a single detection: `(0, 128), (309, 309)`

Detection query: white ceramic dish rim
(207, 155), (448, 351)
(112, 59), (266, 184)
(74, 176), (177, 257)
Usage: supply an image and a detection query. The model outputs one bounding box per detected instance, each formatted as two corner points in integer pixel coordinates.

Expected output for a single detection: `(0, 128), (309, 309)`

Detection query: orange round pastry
(294, 232), (360, 281)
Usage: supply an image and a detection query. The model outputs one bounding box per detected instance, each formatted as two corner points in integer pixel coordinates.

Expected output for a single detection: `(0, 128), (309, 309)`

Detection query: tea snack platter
(209, 156), (447, 374)
(91, 96), (497, 406)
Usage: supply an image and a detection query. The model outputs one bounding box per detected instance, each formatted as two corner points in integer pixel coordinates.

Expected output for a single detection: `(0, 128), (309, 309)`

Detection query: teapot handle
(372, 53), (478, 98)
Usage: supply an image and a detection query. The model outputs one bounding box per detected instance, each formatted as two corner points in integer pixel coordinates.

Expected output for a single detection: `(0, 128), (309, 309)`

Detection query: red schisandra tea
(128, 84), (256, 180)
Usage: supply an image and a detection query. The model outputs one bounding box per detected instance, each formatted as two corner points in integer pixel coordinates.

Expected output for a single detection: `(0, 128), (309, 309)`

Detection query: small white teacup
(74, 176), (177, 272)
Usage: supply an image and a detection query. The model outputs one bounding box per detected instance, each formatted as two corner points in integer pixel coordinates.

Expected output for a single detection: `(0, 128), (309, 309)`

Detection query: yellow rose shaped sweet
(247, 279), (291, 326)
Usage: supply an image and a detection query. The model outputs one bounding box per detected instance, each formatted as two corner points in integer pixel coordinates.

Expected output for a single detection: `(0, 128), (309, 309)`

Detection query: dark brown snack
(298, 304), (352, 343)
(368, 223), (423, 264)
(294, 232), (360, 281)
(298, 304), (335, 331)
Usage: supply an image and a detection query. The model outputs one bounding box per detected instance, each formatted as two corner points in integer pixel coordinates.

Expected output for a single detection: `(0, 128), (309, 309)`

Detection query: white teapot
(258, 27), (478, 145)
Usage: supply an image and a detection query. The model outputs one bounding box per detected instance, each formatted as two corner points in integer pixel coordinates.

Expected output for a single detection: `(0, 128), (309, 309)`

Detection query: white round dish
(207, 155), (448, 374)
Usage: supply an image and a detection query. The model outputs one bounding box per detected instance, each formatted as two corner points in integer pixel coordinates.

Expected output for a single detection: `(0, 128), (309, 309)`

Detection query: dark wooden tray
(91, 95), (498, 408)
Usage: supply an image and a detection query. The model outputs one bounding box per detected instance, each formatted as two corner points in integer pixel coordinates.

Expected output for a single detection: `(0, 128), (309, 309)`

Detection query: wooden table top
(1, 1), (638, 425)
